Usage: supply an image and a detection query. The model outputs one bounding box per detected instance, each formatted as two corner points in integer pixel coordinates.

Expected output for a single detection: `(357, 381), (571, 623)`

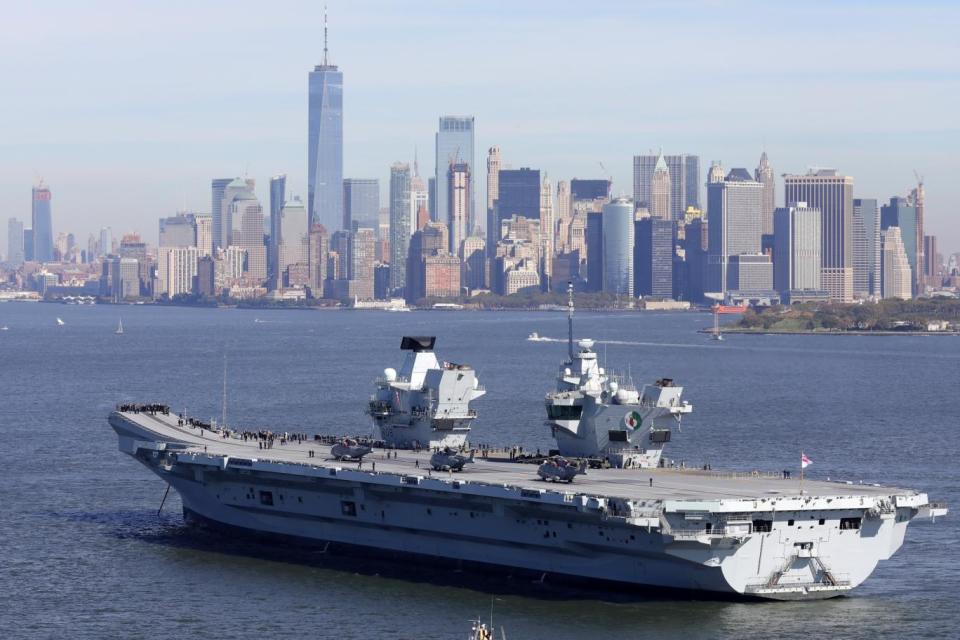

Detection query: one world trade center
(308, 12), (343, 231)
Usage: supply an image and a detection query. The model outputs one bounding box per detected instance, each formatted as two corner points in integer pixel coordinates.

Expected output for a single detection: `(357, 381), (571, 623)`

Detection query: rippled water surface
(1, 303), (957, 639)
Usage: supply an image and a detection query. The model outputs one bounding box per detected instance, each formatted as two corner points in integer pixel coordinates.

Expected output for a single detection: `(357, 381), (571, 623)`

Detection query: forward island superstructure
(367, 336), (485, 450)
(108, 333), (947, 601)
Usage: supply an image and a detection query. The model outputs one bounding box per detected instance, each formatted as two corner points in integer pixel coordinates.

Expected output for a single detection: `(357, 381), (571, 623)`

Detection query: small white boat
(115, 319), (124, 335)
(527, 332), (544, 341)
(0, 325), (8, 331)
(56, 317), (65, 326)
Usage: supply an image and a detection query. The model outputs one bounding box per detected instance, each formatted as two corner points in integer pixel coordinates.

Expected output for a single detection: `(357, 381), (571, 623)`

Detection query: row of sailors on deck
(118, 403), (170, 415)
(178, 416), (211, 429)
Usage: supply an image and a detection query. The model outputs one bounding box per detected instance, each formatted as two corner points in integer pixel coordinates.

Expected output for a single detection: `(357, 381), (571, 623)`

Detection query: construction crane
(598, 161), (610, 180)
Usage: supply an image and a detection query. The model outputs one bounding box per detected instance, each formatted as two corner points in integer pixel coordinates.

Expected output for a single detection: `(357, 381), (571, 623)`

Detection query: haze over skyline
(1, 0), (957, 253)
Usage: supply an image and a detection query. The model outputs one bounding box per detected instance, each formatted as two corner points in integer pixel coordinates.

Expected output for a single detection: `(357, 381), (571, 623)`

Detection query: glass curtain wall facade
(343, 179), (380, 232)
(602, 198), (634, 297)
(435, 116), (474, 226)
(308, 62), (344, 231)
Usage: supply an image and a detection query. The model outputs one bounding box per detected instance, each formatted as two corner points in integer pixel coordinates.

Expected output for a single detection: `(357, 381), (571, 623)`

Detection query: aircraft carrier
(108, 292), (947, 601)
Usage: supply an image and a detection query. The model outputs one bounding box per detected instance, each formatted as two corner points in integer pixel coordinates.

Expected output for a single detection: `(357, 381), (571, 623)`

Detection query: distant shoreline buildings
(1, 14), (957, 305)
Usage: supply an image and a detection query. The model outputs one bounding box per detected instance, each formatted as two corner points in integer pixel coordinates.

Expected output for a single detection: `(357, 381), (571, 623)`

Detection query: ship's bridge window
(341, 501), (357, 517)
(547, 405), (583, 420)
(840, 517), (861, 530)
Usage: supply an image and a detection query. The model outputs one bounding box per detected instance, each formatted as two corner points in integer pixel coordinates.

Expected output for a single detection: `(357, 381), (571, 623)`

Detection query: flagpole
(800, 450), (805, 495)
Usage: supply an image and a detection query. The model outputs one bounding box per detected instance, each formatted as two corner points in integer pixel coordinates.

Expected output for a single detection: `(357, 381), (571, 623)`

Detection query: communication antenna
(567, 281), (575, 361)
(221, 352), (228, 428)
(323, 5), (329, 66)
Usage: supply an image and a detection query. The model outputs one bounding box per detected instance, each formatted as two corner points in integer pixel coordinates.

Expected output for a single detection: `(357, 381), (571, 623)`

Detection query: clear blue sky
(1, 0), (958, 255)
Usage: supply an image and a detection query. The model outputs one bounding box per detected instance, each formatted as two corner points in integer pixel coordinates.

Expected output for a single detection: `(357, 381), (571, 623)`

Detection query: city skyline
(0, 1), (958, 256)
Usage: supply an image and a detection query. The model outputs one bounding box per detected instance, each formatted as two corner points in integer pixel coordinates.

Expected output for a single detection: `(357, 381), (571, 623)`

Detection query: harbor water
(0, 303), (957, 639)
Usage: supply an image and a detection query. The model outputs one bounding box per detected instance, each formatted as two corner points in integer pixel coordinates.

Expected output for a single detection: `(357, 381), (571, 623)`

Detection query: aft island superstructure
(545, 283), (691, 467)
(108, 326), (946, 601)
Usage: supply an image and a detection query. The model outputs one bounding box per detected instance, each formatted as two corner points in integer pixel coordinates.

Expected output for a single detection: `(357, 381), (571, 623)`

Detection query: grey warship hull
(110, 409), (944, 601)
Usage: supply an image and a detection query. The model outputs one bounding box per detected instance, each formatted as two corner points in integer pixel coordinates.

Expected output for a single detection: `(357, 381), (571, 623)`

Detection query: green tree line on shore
(737, 298), (960, 332)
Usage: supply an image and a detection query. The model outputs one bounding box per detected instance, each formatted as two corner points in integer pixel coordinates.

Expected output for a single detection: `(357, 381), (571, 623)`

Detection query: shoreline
(702, 328), (960, 337)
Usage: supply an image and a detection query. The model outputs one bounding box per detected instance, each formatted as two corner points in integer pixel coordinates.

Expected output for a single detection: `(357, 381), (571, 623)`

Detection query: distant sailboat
(56, 317), (65, 326)
(711, 308), (723, 341)
(115, 318), (124, 335)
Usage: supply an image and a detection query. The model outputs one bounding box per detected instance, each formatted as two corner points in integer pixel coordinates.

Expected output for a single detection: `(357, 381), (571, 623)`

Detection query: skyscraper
(784, 170), (854, 302)
(350, 228), (376, 300)
(411, 164), (429, 233)
(159, 215), (196, 249)
(682, 217), (709, 302)
(448, 162), (470, 255)
(230, 191), (266, 282)
(649, 152), (672, 220)
(707, 161), (726, 185)
(307, 12), (343, 231)
(6, 218), (24, 265)
(31, 182), (53, 263)
(880, 196), (918, 296)
(585, 211), (603, 292)
(218, 177), (255, 251)
(427, 177), (437, 221)
(435, 116), (475, 226)
(99, 227), (113, 258)
(910, 181), (925, 296)
(406, 221), (449, 302)
(852, 198), (880, 297)
(773, 202), (822, 294)
(570, 179), (611, 202)
(343, 178), (380, 232)
(923, 235), (937, 284)
(602, 197), (634, 297)
(279, 197), (309, 286)
(269, 175), (286, 283)
(194, 216), (213, 258)
(881, 226), (912, 299)
(634, 217), (673, 298)
(210, 178), (232, 254)
(555, 180), (572, 253)
(157, 247), (200, 298)
(461, 235), (486, 291)
(707, 169), (763, 295)
(486, 146), (501, 255)
(539, 174), (554, 289)
(496, 168), (540, 234)
(755, 151), (775, 236)
(308, 223), (329, 296)
(388, 163), (412, 293)
(632, 153), (700, 220)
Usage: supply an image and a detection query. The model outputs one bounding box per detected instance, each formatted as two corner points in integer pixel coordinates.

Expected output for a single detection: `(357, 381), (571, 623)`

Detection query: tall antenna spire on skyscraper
(414, 145), (419, 177)
(323, 5), (329, 66)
